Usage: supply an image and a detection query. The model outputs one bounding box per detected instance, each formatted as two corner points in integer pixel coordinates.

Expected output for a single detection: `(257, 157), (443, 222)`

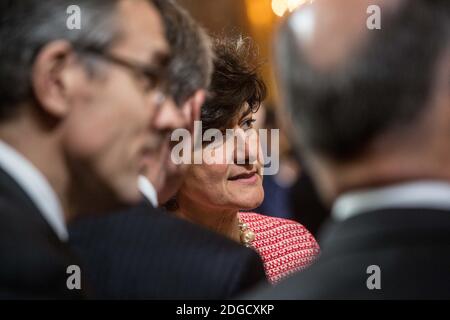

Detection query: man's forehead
(115, 0), (170, 62)
(286, 0), (404, 71)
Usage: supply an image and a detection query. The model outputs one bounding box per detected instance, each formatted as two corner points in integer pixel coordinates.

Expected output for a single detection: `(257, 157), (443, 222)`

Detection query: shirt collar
(332, 181), (450, 221)
(0, 140), (68, 241)
(138, 176), (158, 207)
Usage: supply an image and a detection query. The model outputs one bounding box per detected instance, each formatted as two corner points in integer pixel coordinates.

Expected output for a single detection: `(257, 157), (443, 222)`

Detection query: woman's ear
(31, 40), (78, 118)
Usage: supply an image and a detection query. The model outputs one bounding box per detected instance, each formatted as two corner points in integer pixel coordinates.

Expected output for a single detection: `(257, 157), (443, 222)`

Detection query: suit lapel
(0, 166), (63, 244)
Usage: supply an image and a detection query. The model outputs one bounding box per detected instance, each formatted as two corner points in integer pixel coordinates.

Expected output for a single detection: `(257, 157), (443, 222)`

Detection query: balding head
(288, 0), (404, 71)
(276, 0), (449, 158)
(275, 0), (450, 202)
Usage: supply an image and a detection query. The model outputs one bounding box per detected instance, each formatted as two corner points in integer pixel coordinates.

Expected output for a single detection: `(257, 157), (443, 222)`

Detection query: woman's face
(178, 107), (264, 212)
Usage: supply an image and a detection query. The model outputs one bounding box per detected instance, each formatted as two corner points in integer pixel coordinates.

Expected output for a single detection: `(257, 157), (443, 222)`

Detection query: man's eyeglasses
(76, 47), (169, 99)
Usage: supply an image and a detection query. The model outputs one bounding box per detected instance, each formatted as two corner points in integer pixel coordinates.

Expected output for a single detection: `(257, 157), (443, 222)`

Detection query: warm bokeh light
(246, 0), (273, 26)
(287, 0), (306, 12)
(272, 0), (288, 17)
(272, 0), (312, 17)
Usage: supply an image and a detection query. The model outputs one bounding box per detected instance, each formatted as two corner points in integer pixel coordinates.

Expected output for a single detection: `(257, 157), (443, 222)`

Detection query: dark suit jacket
(248, 208), (450, 299)
(0, 168), (86, 299)
(69, 204), (267, 299)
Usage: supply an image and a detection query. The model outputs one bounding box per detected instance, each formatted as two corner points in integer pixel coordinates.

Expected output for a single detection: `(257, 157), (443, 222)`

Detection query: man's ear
(31, 40), (79, 118)
(182, 89), (205, 134)
(190, 89), (205, 123)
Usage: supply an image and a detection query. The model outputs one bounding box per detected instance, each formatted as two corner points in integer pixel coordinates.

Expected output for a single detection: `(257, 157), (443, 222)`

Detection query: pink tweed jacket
(238, 212), (320, 283)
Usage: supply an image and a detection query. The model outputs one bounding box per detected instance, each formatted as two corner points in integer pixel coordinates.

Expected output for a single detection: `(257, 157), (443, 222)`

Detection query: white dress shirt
(138, 175), (158, 207)
(0, 140), (68, 241)
(333, 181), (450, 221)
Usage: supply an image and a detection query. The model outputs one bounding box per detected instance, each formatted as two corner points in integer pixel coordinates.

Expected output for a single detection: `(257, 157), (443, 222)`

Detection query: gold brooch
(238, 221), (255, 247)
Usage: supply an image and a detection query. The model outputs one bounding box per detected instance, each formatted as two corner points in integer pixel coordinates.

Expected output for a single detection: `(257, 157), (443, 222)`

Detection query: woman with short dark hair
(166, 37), (320, 283)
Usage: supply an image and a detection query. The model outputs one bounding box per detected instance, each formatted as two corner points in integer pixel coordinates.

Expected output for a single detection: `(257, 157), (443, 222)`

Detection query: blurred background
(179, 0), (313, 105)
(178, 0), (329, 236)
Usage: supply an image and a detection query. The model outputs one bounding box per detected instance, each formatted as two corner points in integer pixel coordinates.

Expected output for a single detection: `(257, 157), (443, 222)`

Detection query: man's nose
(152, 97), (187, 132)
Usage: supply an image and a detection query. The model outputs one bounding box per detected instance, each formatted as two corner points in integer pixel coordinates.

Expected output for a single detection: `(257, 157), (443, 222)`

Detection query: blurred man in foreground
(0, 0), (172, 298)
(250, 0), (450, 299)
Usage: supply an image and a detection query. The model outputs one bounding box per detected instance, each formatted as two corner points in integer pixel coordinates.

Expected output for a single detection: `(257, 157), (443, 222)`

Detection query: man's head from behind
(144, 0), (213, 204)
(276, 0), (450, 204)
(0, 0), (170, 216)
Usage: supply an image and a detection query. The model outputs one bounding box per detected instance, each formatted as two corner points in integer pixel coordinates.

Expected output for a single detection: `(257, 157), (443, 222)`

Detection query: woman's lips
(228, 172), (258, 184)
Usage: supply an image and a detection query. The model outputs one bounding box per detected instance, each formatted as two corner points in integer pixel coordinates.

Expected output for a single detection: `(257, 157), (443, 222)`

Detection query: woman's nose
(232, 129), (259, 165)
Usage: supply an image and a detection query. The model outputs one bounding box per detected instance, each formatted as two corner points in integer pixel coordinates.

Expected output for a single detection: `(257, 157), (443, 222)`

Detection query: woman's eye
(241, 119), (256, 130)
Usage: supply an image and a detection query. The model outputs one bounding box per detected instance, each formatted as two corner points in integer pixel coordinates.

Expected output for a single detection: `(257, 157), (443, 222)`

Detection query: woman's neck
(174, 195), (241, 243)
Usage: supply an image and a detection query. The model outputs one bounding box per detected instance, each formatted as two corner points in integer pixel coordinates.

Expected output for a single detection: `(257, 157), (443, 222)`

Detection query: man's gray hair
(0, 0), (123, 120)
(153, 0), (213, 106)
